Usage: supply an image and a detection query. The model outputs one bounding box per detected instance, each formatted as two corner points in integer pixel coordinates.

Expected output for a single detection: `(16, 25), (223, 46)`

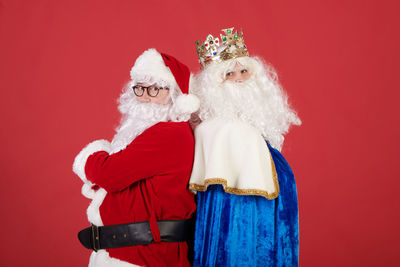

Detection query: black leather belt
(78, 219), (192, 251)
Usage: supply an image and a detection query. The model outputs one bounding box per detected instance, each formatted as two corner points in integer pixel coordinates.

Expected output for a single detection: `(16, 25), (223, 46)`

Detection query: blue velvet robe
(193, 143), (299, 266)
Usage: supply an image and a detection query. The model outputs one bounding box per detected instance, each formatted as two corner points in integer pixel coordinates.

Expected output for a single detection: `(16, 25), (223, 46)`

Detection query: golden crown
(195, 27), (250, 69)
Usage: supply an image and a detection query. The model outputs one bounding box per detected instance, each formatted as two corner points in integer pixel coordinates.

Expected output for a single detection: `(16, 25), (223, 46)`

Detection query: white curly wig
(192, 56), (301, 150)
(109, 49), (197, 153)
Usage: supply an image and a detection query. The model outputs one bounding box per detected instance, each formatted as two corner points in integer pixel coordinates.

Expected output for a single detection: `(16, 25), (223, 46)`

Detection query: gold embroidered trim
(189, 150), (280, 200)
(270, 150), (280, 198)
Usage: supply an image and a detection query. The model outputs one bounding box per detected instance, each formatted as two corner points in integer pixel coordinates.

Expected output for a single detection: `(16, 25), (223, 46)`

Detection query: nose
(142, 94), (151, 102)
(137, 93), (151, 103)
(234, 75), (244, 83)
(232, 72), (244, 83)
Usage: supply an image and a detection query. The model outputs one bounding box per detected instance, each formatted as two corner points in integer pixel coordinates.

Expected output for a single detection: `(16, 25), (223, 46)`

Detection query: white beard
(203, 79), (266, 121)
(195, 58), (301, 150)
(110, 102), (171, 154)
(199, 78), (274, 131)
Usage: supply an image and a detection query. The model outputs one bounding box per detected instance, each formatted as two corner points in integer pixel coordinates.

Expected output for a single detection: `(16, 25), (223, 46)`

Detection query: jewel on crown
(195, 27), (249, 69)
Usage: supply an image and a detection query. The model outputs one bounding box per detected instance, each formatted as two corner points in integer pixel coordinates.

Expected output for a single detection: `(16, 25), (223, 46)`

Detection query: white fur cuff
(81, 183), (96, 199)
(73, 139), (111, 184)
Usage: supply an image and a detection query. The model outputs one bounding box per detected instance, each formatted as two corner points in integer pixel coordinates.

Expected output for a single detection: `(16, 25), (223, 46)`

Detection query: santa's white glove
(73, 140), (111, 199)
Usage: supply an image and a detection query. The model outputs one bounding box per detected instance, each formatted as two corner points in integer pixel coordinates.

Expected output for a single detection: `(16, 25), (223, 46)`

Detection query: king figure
(190, 27), (301, 266)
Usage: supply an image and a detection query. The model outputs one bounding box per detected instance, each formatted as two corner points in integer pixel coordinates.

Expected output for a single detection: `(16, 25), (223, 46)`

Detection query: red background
(1, 0), (399, 266)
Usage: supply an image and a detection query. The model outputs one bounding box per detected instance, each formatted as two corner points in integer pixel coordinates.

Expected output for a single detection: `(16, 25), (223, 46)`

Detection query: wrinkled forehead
(135, 82), (166, 87)
(135, 82), (152, 86)
(198, 56), (260, 84)
(130, 75), (175, 90)
(225, 58), (254, 71)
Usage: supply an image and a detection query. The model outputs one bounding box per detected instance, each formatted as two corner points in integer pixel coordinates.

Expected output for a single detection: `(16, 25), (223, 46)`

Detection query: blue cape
(193, 143), (299, 266)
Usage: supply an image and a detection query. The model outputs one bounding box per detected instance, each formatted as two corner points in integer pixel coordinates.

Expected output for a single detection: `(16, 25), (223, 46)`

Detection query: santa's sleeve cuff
(81, 183), (96, 199)
(73, 139), (111, 184)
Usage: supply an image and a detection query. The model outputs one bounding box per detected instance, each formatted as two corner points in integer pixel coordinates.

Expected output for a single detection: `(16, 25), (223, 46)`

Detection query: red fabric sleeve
(84, 122), (192, 193)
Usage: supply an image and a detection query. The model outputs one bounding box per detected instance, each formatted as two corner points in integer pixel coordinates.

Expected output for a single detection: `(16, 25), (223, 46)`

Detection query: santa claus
(189, 28), (301, 266)
(73, 48), (199, 267)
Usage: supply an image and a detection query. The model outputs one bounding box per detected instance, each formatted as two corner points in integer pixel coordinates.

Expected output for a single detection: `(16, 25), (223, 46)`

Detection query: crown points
(195, 27), (249, 68)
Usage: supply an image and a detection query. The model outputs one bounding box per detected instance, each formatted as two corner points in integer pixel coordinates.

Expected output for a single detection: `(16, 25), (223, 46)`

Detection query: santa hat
(130, 48), (199, 114)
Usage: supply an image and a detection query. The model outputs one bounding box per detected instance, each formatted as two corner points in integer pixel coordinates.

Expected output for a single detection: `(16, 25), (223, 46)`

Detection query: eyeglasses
(132, 85), (170, 97)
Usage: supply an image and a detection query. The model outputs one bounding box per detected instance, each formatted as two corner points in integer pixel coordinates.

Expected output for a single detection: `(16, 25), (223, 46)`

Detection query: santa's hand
(189, 112), (202, 130)
(81, 182), (105, 199)
(91, 184), (100, 191)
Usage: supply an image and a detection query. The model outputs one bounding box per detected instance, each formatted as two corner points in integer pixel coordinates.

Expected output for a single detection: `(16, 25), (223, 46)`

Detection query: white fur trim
(87, 188), (107, 226)
(89, 250), (142, 267)
(130, 48), (177, 89)
(175, 93), (200, 114)
(81, 182), (96, 199)
(73, 139), (111, 183)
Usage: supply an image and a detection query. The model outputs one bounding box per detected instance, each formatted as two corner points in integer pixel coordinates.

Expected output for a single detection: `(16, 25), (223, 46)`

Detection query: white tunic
(189, 117), (279, 199)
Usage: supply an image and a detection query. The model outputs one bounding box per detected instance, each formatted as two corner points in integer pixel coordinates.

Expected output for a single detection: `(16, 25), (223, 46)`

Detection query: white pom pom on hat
(174, 90), (200, 114)
(130, 48), (199, 114)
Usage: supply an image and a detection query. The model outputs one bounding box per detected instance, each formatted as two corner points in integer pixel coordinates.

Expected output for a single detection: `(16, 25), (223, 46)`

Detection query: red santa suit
(73, 49), (200, 267)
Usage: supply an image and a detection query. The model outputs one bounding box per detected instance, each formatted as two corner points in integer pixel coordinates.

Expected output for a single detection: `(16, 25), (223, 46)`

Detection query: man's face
(134, 82), (171, 105)
(224, 62), (251, 83)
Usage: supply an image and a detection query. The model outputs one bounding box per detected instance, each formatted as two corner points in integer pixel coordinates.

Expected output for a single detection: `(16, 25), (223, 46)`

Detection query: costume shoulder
(195, 117), (260, 141)
(133, 121), (194, 162)
(190, 118), (279, 199)
(139, 121), (193, 144)
(151, 121), (192, 133)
